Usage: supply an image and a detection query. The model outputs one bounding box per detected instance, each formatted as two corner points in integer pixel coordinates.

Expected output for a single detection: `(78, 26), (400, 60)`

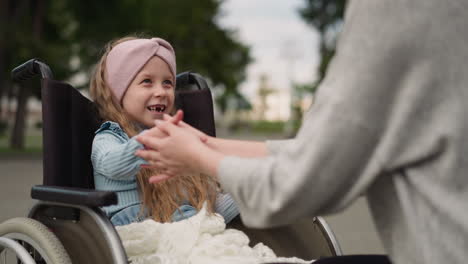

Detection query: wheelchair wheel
(0, 217), (71, 264)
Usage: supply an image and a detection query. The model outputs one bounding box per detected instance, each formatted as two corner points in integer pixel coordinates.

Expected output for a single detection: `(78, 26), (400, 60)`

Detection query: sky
(218, 0), (321, 101)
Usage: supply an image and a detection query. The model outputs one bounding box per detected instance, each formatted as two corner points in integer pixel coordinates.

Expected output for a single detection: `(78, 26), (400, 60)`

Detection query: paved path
(0, 154), (385, 255)
(0, 158), (42, 223)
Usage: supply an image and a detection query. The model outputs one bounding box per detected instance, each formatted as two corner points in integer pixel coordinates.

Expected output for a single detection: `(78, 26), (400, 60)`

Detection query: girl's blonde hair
(90, 36), (218, 222)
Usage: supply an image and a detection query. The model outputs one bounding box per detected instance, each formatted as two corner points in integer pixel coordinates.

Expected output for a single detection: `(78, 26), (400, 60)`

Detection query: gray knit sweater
(218, 1), (468, 263)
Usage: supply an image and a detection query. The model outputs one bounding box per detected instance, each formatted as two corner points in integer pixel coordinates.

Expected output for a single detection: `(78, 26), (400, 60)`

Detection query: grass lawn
(0, 123), (289, 155)
(0, 128), (43, 154)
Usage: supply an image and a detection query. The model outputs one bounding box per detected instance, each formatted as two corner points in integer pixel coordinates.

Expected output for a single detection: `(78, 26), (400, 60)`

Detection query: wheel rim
(0, 217), (71, 264)
(0, 237), (36, 264)
(5, 233), (50, 263)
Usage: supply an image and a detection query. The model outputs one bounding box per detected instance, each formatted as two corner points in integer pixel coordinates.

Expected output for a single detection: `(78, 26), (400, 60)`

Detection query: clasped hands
(134, 110), (220, 184)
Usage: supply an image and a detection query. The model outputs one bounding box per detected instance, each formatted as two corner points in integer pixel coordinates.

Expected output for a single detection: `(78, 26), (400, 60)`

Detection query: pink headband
(105, 37), (176, 104)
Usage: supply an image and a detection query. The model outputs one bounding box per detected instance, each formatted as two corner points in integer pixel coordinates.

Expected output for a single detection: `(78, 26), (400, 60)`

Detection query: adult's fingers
(141, 158), (165, 167)
(149, 174), (173, 184)
(135, 148), (161, 162)
(151, 160), (165, 168)
(139, 126), (165, 138)
(136, 134), (163, 150)
(179, 121), (208, 142)
(164, 168), (177, 176)
(154, 120), (179, 136)
(178, 120), (192, 129)
(163, 110), (184, 124)
(140, 163), (158, 169)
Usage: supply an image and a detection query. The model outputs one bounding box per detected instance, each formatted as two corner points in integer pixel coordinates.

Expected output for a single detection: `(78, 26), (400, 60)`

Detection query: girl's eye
(141, 78), (152, 84)
(163, 80), (173, 87)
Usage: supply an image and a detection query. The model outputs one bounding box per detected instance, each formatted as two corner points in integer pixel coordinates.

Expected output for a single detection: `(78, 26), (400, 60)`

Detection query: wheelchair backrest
(41, 72), (216, 188)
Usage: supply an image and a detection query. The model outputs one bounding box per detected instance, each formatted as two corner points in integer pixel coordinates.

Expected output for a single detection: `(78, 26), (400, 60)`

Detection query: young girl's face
(122, 56), (175, 128)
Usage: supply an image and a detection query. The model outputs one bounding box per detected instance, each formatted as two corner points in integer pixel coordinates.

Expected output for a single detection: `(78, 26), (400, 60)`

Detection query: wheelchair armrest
(31, 185), (117, 207)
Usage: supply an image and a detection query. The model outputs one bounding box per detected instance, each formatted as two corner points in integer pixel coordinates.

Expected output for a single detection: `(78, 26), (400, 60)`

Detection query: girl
(89, 36), (238, 226)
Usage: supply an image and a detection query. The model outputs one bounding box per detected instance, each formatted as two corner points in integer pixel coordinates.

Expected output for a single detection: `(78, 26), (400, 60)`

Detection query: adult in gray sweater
(135, 1), (468, 263)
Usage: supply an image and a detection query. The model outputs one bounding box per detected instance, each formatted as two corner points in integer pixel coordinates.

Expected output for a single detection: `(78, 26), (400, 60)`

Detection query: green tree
(2, 0), (251, 149)
(0, 0), (75, 148)
(64, 0), (251, 108)
(300, 0), (347, 83)
(282, 0), (346, 136)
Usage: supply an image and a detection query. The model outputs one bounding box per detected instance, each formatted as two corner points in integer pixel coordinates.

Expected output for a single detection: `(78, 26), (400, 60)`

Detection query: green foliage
(3, 0), (251, 96)
(250, 120), (285, 133)
(63, 0), (251, 92)
(278, 1), (346, 135)
(0, 132), (42, 152)
(1, 0), (251, 148)
(216, 88), (251, 113)
(293, 82), (317, 96)
(0, 120), (7, 137)
(299, 0), (346, 81)
(299, 0), (346, 32)
(2, 1), (76, 88)
(228, 120), (285, 134)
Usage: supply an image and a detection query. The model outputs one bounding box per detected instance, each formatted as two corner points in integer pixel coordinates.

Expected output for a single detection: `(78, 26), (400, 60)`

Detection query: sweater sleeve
(265, 139), (294, 155)
(219, 110), (383, 228)
(214, 192), (239, 224)
(218, 1), (446, 228)
(91, 131), (147, 181)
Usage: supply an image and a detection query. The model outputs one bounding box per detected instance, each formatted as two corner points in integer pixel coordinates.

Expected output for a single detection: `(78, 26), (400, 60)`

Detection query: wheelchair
(0, 58), (390, 264)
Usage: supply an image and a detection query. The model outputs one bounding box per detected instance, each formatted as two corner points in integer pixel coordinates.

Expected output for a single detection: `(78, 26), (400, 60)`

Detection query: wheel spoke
(0, 217), (71, 263)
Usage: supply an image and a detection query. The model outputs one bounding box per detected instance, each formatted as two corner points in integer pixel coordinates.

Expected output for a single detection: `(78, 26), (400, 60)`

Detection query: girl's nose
(152, 86), (167, 97)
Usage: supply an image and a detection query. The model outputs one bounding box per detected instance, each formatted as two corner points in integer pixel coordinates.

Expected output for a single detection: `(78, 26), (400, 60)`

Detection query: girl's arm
(214, 192), (239, 223)
(92, 132), (146, 180)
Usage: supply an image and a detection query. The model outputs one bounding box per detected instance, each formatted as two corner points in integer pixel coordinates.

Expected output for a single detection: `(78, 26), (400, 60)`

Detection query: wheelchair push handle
(11, 58), (53, 82)
(176, 71), (209, 91)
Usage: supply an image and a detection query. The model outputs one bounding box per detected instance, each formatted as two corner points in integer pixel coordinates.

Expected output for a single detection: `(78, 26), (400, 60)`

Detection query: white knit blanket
(116, 205), (313, 264)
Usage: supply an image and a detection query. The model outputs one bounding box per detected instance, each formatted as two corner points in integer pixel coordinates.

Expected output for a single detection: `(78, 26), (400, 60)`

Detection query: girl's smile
(147, 104), (166, 112)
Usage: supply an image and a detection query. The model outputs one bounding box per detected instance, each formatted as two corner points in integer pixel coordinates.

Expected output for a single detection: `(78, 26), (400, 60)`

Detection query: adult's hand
(137, 110), (183, 170)
(135, 119), (224, 183)
(140, 110), (208, 144)
(162, 112), (209, 143)
(137, 110), (210, 171)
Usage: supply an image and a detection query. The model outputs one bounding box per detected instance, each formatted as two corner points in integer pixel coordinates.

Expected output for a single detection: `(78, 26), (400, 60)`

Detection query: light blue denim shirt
(91, 121), (239, 225)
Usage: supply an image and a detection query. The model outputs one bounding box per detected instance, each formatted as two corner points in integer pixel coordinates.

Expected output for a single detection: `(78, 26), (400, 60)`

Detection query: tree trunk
(10, 84), (29, 149)
(32, 0), (44, 40)
(0, 0), (9, 119)
(9, 0), (45, 149)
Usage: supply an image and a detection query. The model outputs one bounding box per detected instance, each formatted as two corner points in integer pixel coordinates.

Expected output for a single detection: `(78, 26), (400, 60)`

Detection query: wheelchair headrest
(176, 71), (209, 91)
(175, 72), (216, 137)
